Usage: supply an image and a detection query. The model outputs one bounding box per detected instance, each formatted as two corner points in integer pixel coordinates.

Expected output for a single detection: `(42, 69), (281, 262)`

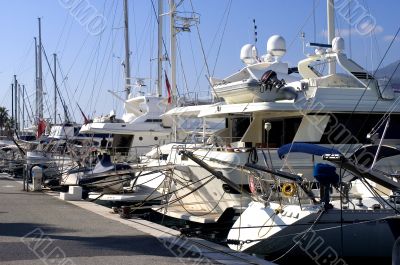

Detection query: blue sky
(0, 0), (399, 125)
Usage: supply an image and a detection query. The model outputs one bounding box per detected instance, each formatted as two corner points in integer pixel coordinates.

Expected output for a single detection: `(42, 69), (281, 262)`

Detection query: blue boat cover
(313, 163), (339, 185)
(277, 143), (342, 159)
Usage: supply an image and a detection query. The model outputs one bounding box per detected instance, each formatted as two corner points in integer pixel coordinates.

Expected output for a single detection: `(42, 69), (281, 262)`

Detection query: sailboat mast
(123, 0), (132, 99)
(22, 85), (25, 131)
(37, 17), (43, 119)
(53, 53), (57, 124)
(169, 0), (176, 105)
(327, 0), (336, 74)
(157, 0), (163, 97)
(18, 84), (21, 131)
(14, 75), (18, 130)
(34, 37), (38, 120)
(11, 84), (13, 129)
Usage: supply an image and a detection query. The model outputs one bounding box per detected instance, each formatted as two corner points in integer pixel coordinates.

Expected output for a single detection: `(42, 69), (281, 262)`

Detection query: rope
(271, 210), (324, 262)
(210, 0), (232, 77)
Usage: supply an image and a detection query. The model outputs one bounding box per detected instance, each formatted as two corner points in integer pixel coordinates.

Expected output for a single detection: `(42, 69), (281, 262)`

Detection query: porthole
(154, 136), (158, 141)
(139, 136), (143, 141)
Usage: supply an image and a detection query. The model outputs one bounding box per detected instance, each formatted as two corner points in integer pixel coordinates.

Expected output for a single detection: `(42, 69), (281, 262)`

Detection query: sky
(0, 0), (399, 127)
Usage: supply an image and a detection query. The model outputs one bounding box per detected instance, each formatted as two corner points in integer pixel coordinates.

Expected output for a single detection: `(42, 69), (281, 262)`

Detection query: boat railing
(178, 90), (215, 106)
(94, 145), (160, 165)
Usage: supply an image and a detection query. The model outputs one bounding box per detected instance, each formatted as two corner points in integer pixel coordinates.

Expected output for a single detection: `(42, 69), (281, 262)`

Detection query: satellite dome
(267, 35), (286, 58)
(240, 44), (258, 65)
(332, 37), (345, 53)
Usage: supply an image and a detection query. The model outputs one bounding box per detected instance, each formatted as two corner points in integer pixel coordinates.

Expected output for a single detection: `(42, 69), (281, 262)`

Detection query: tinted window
(320, 113), (400, 144)
(264, 118), (302, 147)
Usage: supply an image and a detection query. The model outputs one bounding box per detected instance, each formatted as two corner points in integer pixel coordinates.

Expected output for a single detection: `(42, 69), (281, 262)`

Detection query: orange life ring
(282, 183), (297, 197)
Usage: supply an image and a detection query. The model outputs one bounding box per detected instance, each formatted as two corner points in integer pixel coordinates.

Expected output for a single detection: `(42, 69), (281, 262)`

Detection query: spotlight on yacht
(264, 122), (272, 131)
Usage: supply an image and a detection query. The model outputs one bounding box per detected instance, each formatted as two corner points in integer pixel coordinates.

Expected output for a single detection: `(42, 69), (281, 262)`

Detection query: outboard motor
(260, 70), (285, 91)
(313, 163), (339, 210)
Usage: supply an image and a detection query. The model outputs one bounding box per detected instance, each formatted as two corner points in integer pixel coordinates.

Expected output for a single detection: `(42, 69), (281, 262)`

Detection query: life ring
(282, 183), (297, 197)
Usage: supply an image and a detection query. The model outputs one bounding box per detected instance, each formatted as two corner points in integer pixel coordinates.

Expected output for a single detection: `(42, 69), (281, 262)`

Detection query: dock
(0, 174), (274, 265)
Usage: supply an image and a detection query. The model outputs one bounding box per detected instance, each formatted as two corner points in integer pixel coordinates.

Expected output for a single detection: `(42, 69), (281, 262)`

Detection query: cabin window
(232, 117), (251, 142)
(112, 135), (133, 155)
(160, 154), (169, 160)
(154, 136), (158, 141)
(145, 119), (162, 123)
(139, 136), (143, 141)
(320, 113), (400, 144)
(263, 118), (302, 147)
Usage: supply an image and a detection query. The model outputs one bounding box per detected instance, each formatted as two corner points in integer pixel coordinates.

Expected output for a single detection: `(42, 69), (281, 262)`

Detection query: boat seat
(92, 154), (115, 174)
(92, 154), (131, 174)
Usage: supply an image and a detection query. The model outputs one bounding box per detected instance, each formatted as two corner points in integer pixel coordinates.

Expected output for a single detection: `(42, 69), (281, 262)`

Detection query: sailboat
(227, 143), (400, 260)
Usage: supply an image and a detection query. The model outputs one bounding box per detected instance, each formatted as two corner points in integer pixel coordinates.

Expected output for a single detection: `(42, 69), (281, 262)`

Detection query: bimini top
(277, 143), (342, 159)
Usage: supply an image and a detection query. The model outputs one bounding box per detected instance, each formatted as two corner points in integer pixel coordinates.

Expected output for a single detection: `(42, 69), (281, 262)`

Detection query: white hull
(228, 201), (399, 259)
(88, 186), (162, 202)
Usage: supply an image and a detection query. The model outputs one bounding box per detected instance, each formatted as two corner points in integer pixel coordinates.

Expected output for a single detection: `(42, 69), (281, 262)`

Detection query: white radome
(240, 44), (258, 65)
(267, 35), (286, 57)
(332, 36), (345, 53)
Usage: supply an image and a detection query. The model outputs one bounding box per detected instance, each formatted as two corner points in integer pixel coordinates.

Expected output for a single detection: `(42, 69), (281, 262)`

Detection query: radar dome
(267, 35), (286, 58)
(332, 37), (345, 53)
(240, 44), (258, 65)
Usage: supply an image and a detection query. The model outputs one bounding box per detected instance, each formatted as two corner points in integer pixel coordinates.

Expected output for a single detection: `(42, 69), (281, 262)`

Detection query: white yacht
(218, 1), (400, 260)
(149, 30), (400, 225)
(74, 94), (173, 200)
(80, 95), (173, 160)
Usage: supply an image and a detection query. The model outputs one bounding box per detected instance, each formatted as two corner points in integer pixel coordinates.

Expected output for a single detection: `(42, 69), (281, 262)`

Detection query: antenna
(174, 11), (199, 32)
(253, 19), (257, 45)
(301, 32), (307, 56)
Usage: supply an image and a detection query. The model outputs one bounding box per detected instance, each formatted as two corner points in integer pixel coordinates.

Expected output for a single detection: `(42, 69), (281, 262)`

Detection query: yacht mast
(34, 37), (38, 121)
(169, 0), (176, 105)
(22, 85), (25, 131)
(123, 0), (132, 99)
(13, 75), (18, 130)
(37, 17), (43, 119)
(327, 0), (336, 74)
(53, 53), (57, 124)
(157, 0), (163, 97)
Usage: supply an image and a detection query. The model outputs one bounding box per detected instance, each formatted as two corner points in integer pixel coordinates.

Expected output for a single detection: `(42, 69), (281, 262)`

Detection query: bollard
(120, 206), (132, 219)
(31, 166), (43, 191)
(23, 164), (27, 191)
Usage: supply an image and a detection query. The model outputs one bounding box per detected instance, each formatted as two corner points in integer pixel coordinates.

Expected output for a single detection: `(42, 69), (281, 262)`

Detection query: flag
(77, 103), (90, 125)
(36, 119), (46, 139)
(164, 70), (172, 104)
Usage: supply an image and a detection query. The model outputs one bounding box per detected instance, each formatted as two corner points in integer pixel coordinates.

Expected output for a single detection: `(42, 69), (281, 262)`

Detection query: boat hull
(228, 201), (400, 260)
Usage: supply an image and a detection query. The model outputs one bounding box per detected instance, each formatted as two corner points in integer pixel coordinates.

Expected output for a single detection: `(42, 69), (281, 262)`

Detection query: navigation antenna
(253, 19), (258, 45)
(174, 11), (199, 33)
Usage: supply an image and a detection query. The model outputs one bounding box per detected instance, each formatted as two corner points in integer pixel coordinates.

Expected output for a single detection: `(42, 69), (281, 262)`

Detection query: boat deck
(0, 174), (274, 265)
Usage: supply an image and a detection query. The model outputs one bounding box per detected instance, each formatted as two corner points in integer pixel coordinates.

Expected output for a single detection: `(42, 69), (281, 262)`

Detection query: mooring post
(22, 164), (26, 191)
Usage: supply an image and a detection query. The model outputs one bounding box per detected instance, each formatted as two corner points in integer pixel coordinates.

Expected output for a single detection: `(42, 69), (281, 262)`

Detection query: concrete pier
(0, 174), (273, 265)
